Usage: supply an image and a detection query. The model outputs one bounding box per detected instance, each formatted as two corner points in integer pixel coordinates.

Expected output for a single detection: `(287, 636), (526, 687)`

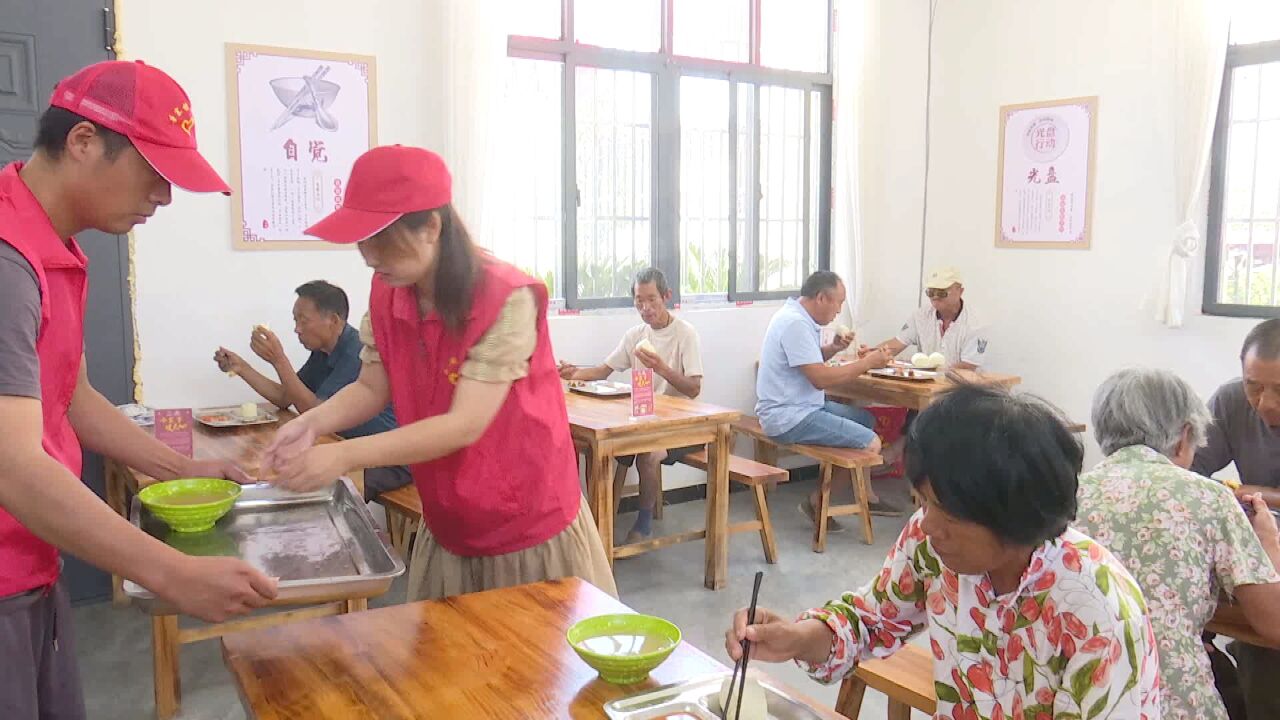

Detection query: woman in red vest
(263, 146), (616, 600)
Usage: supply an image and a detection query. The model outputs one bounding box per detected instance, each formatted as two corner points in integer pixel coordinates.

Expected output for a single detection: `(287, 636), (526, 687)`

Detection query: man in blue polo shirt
(757, 271), (890, 528)
(214, 280), (410, 500)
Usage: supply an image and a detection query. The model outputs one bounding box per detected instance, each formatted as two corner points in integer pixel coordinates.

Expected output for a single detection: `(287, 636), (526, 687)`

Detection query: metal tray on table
(123, 478), (405, 612)
(604, 671), (831, 719)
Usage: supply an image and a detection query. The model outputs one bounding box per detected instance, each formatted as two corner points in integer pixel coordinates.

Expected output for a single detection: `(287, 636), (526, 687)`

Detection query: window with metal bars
(1204, 10), (1280, 316)
(491, 0), (833, 309)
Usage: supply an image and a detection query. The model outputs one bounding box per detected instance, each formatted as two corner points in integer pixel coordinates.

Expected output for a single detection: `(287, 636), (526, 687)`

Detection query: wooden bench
(733, 416), (882, 550)
(680, 449), (788, 563)
(375, 485), (422, 559)
(835, 643), (936, 720)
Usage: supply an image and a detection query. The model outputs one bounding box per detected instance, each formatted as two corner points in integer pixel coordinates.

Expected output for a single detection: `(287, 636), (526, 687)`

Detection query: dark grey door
(1, 0), (134, 604)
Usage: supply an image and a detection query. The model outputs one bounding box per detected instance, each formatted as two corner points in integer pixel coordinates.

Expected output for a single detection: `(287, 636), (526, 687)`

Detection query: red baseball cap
(49, 60), (231, 195)
(304, 145), (452, 244)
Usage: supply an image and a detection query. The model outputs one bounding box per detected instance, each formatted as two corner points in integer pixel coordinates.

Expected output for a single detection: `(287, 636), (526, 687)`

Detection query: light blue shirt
(755, 298), (825, 436)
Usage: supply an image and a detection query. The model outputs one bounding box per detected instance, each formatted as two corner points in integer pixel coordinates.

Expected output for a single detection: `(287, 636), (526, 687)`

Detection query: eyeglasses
(925, 288), (950, 299)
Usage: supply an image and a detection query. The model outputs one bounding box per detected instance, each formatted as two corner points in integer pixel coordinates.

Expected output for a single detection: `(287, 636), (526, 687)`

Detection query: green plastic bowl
(138, 478), (242, 534)
(566, 613), (681, 685)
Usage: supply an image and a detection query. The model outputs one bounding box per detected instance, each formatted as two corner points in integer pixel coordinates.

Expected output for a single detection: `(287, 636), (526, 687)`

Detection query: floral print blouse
(799, 511), (1161, 720)
(1077, 445), (1279, 720)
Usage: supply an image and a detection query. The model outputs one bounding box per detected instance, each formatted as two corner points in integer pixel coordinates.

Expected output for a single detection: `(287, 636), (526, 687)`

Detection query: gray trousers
(0, 580), (86, 720)
(362, 465), (413, 502)
(1230, 640), (1280, 719)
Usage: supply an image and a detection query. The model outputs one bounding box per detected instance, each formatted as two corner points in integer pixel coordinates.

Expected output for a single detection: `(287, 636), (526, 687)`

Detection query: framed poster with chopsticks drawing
(226, 43), (378, 251)
(995, 96), (1097, 250)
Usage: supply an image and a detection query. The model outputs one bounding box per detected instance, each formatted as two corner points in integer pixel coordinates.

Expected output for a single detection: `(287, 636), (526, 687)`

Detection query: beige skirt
(405, 494), (618, 601)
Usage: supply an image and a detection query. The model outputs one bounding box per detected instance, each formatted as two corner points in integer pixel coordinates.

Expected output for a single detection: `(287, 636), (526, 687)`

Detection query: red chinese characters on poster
(631, 368), (655, 418)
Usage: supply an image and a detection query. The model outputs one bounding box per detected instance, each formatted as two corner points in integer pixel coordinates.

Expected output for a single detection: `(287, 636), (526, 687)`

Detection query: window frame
(1204, 37), (1280, 317)
(507, 0), (834, 309)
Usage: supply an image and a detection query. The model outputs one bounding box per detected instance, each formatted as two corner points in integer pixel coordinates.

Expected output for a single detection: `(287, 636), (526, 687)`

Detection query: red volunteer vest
(369, 258), (580, 556)
(0, 162), (88, 596)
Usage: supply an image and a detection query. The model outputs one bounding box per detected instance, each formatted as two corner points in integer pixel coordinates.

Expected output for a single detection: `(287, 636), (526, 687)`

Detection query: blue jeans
(771, 401), (877, 449)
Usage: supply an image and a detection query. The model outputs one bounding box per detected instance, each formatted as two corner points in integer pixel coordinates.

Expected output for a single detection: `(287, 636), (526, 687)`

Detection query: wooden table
(565, 392), (741, 590)
(222, 577), (844, 720)
(826, 369), (1022, 411)
(103, 404), (367, 720)
(105, 404), (358, 602)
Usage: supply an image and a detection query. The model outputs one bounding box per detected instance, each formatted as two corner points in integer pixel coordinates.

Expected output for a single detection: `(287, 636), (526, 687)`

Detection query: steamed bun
(717, 676), (767, 720)
(928, 352), (946, 367)
(635, 338), (658, 355)
(911, 352), (928, 367)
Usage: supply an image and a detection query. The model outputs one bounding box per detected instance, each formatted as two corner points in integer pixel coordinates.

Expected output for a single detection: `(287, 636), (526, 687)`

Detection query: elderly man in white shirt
(866, 267), (989, 370)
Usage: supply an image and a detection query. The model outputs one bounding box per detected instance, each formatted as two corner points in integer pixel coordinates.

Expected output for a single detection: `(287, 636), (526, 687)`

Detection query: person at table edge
(863, 266), (989, 371)
(558, 266), (704, 544)
(1077, 367), (1280, 720)
(261, 144), (617, 601)
(214, 280), (411, 501)
(0, 60), (278, 719)
(756, 270), (892, 528)
(726, 384), (1161, 717)
(1193, 318), (1280, 719)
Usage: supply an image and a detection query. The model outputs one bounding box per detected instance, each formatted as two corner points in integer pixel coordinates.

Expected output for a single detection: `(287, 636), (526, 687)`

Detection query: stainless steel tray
(604, 671), (830, 719)
(124, 478), (405, 613)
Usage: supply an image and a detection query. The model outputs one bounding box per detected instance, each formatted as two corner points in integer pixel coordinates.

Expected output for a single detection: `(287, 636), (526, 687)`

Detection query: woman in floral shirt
(1077, 368), (1280, 720)
(726, 384), (1162, 719)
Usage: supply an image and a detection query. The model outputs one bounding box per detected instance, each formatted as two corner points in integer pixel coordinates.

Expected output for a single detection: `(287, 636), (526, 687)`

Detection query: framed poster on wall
(226, 43), (378, 251)
(995, 96), (1097, 250)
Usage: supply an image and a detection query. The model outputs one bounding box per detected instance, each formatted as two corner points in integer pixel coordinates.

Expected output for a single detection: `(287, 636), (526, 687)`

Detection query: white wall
(855, 0), (1258, 465)
(123, 0), (445, 407)
(120, 1), (780, 493)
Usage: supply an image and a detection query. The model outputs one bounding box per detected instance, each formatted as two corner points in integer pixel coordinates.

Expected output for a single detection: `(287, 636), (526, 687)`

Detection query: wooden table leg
(343, 597), (368, 613)
(814, 463), (834, 553)
(587, 442), (615, 568)
(834, 675), (868, 719)
(151, 614), (181, 720)
(888, 700), (913, 720)
(105, 462), (130, 606)
(704, 424), (731, 590)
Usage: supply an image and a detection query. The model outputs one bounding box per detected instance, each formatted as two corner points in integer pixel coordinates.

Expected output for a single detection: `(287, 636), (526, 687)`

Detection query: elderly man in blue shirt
(757, 271), (891, 528)
(214, 280), (409, 501)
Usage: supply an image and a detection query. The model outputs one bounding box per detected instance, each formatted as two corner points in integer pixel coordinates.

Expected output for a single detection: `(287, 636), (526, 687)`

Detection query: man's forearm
(238, 366), (288, 408)
(272, 362), (320, 413)
(571, 365), (614, 382)
(67, 382), (190, 480)
(660, 368), (701, 399)
(1, 450), (179, 590)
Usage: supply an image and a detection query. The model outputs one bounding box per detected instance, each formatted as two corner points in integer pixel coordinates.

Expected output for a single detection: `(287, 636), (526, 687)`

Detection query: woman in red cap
(262, 145), (616, 599)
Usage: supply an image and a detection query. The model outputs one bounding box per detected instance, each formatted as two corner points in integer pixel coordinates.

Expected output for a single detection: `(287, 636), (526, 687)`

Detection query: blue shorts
(770, 401), (877, 449)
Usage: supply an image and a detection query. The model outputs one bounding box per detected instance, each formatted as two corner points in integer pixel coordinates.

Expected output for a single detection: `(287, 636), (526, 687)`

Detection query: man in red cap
(0, 60), (277, 718)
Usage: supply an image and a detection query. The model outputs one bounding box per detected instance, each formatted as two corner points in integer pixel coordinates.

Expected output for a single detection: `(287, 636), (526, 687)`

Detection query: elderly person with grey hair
(1076, 367), (1280, 720)
(558, 267), (704, 543)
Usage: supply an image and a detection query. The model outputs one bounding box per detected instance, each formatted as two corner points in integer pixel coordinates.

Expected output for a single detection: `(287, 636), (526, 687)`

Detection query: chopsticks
(729, 571), (764, 720)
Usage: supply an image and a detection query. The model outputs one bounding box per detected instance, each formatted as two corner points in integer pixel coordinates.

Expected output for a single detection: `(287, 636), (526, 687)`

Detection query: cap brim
(304, 207), (401, 244)
(134, 139), (232, 195)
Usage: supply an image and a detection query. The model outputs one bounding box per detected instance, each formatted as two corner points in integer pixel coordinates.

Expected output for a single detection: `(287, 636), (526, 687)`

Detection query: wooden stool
(375, 485), (422, 559)
(681, 449), (789, 563)
(835, 643), (936, 720)
(733, 416), (882, 550)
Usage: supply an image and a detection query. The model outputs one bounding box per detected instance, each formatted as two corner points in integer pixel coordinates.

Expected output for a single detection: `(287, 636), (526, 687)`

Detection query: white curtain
(433, 0), (512, 241)
(832, 0), (871, 330)
(1153, 0), (1231, 327)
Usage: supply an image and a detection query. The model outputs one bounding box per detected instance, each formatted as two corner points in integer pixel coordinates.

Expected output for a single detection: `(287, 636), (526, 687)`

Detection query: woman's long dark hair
(400, 204), (480, 333)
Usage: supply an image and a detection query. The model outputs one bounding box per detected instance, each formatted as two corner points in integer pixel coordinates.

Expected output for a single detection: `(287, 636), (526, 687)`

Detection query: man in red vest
(0, 61), (277, 718)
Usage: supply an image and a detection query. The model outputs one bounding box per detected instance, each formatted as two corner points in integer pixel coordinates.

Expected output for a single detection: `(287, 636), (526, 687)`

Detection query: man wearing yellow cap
(866, 267), (989, 370)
